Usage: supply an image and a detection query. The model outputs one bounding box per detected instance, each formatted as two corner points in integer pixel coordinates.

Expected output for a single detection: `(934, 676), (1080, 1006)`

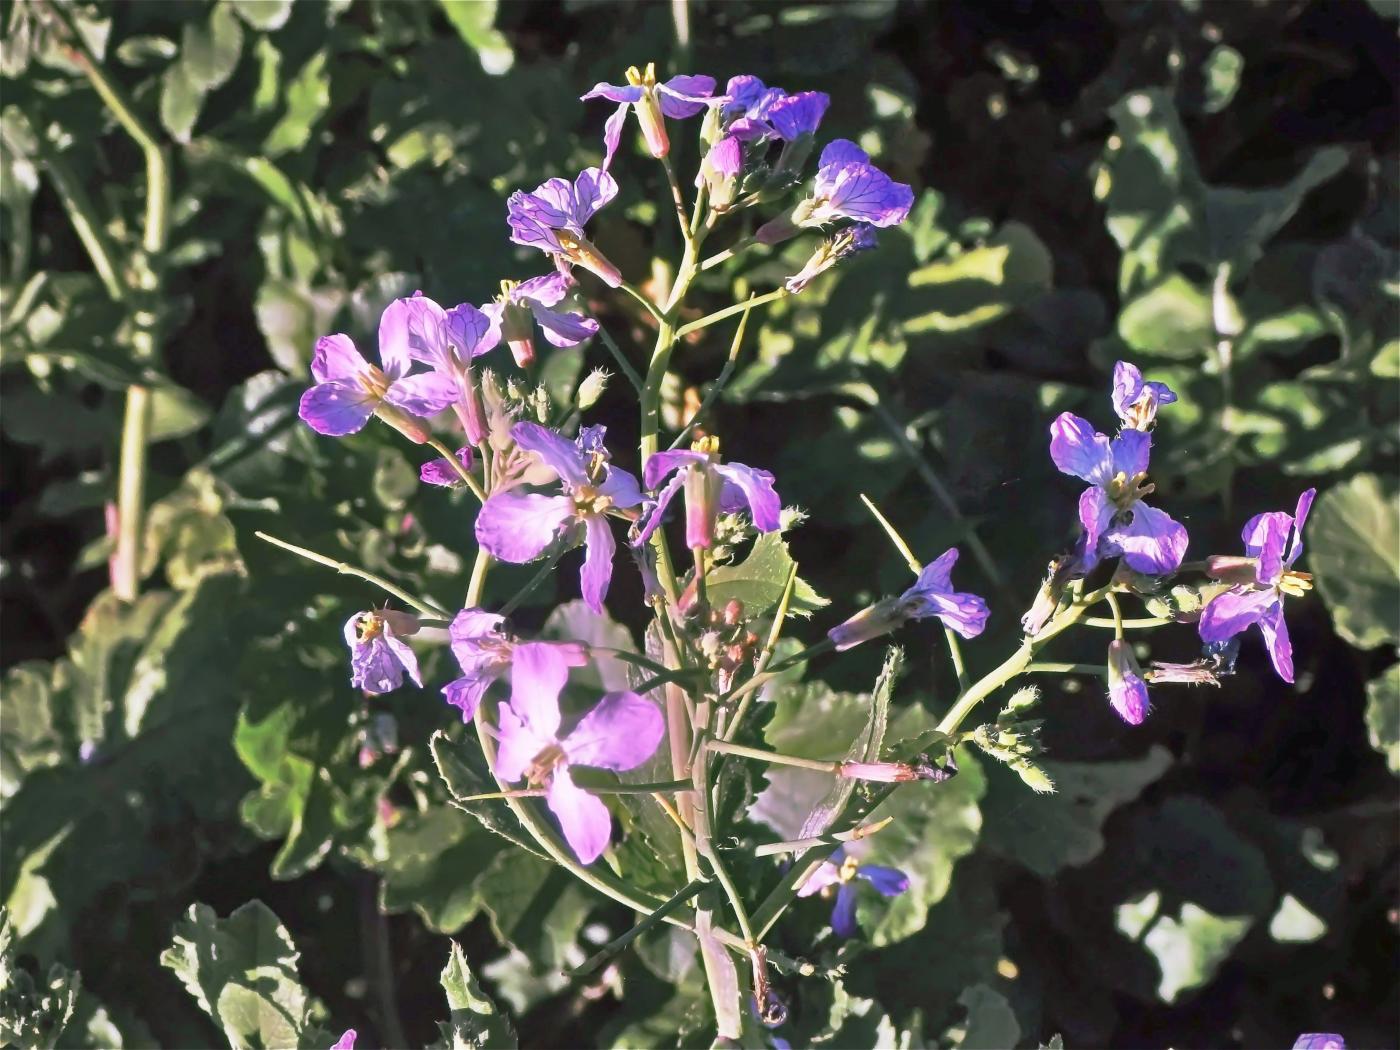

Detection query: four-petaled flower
(797, 846), (909, 938)
(507, 168), (622, 288)
(344, 610), (421, 695)
(1112, 360), (1177, 431)
(496, 643), (663, 863)
(384, 293), (502, 445)
(483, 273), (598, 369)
(828, 548), (989, 651)
(475, 423), (643, 613)
(442, 607), (587, 721)
(583, 63), (721, 168)
(1199, 489), (1315, 683)
(298, 308), (460, 442)
(635, 442), (781, 550)
(1106, 638), (1150, 725)
(757, 140), (913, 245)
(1049, 413), (1188, 575)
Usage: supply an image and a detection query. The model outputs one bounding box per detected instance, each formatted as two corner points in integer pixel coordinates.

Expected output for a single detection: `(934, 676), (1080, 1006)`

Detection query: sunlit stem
(620, 280), (666, 324)
(425, 437), (486, 502)
(859, 493), (922, 574)
(706, 739), (840, 774)
(675, 287), (787, 339)
(669, 294), (757, 450)
(1105, 591), (1126, 640)
(751, 816), (895, 858)
(255, 531), (450, 618)
(722, 632), (832, 709)
(661, 153), (693, 250)
(568, 877), (710, 978)
(1024, 662), (1107, 676)
(1082, 615), (1173, 629)
(594, 322), (645, 393)
(723, 564), (798, 742)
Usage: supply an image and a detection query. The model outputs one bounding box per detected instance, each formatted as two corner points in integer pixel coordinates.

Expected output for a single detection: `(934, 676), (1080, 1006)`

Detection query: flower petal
(599, 466), (644, 510)
(420, 447), (474, 487)
(449, 608), (507, 670)
(475, 491), (574, 563)
(547, 766), (613, 864)
(1199, 586), (1278, 644)
(508, 641), (572, 741)
(580, 513), (616, 613)
(820, 164), (913, 226)
(1049, 413), (1114, 484)
(1111, 360), (1144, 422)
(515, 272), (572, 307)
(1079, 485), (1115, 564)
(445, 302), (500, 359)
(1243, 511), (1291, 585)
(1108, 668), (1151, 725)
(1258, 602), (1295, 683)
(1110, 428), (1152, 478)
(532, 303), (598, 348)
(818, 138), (870, 170)
(715, 462), (782, 531)
(908, 588), (990, 639)
(311, 334), (367, 383)
(1287, 488), (1317, 566)
(381, 294), (446, 376)
(512, 422), (589, 486)
(634, 471), (685, 546)
(797, 860), (842, 897)
(563, 690), (665, 771)
(600, 103), (627, 170)
(494, 702), (545, 782)
(858, 864), (910, 897)
(442, 675), (490, 722)
(581, 81), (643, 104)
(300, 380), (376, 436)
(768, 91), (830, 140)
(383, 631), (422, 687)
(642, 449), (705, 490)
(912, 547), (959, 594)
(383, 371), (460, 417)
(571, 166), (619, 227)
(657, 73), (718, 118)
(830, 884), (859, 938)
(1106, 503), (1188, 574)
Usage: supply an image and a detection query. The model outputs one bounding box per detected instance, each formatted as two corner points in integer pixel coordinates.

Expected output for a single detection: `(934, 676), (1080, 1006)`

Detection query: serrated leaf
(1309, 473), (1400, 648)
(437, 941), (517, 1049)
(430, 732), (548, 859)
(706, 532), (827, 619)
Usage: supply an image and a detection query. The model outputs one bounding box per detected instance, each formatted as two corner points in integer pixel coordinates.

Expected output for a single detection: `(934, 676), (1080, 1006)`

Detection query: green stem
(1025, 662), (1106, 676)
(660, 154), (693, 249)
(1105, 591), (1126, 640)
(751, 816), (894, 858)
(668, 294), (757, 450)
(466, 547), (493, 609)
(255, 531), (450, 618)
(28, 117), (124, 300)
(722, 564), (798, 742)
(706, 739), (840, 774)
(1082, 615), (1173, 629)
(722, 635), (832, 709)
(568, 877), (709, 978)
(675, 287), (786, 339)
(620, 280), (665, 324)
(699, 236), (756, 272)
(944, 627), (971, 693)
(594, 322), (645, 393)
(497, 548), (566, 617)
(426, 437), (486, 502)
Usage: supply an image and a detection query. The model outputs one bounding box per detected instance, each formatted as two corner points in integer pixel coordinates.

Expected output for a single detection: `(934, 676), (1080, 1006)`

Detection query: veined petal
(445, 302), (500, 359)
(508, 641), (573, 741)
(1110, 428), (1152, 478)
(908, 588), (990, 639)
(1049, 413), (1114, 484)
(532, 303), (598, 348)
(494, 703), (548, 782)
(571, 166), (619, 226)
(516, 272), (573, 307)
(300, 381), (376, 436)
(442, 675), (490, 722)
(1106, 503), (1188, 574)
(1111, 360), (1144, 422)
(420, 446), (474, 487)
(547, 766), (613, 864)
(821, 165), (913, 227)
(1243, 511), (1292, 585)
(581, 81), (643, 103)
(858, 864), (910, 897)
(715, 462), (782, 531)
(818, 138), (870, 171)
(381, 294), (447, 373)
(1258, 602), (1295, 683)
(600, 103), (627, 170)
(580, 513), (616, 613)
(657, 73), (719, 118)
(383, 371), (459, 417)
(911, 547), (959, 594)
(1287, 488), (1317, 566)
(633, 472), (685, 546)
(642, 449), (705, 490)
(1199, 586), (1278, 644)
(563, 690), (665, 770)
(598, 466), (644, 510)
(311, 334), (368, 383)
(1079, 485), (1115, 561)
(768, 91), (830, 140)
(830, 884), (859, 938)
(512, 422), (589, 486)
(519, 177), (575, 227)
(475, 491), (574, 563)
(449, 608), (507, 669)
(383, 631), (422, 687)
(507, 204), (563, 252)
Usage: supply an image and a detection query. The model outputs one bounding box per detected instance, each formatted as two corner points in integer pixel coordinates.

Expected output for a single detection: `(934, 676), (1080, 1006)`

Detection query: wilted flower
(756, 140), (913, 245)
(797, 846), (909, 938)
(1112, 360), (1177, 431)
(1049, 413), (1188, 575)
(582, 64), (721, 168)
(635, 441), (781, 550)
(785, 223), (878, 293)
(1106, 639), (1150, 725)
(507, 168), (622, 287)
(483, 273), (598, 369)
(420, 446), (474, 487)
(441, 608), (587, 721)
(475, 424), (643, 612)
(828, 548), (989, 651)
(1146, 657), (1222, 686)
(1199, 489), (1315, 683)
(495, 643), (663, 863)
(343, 610), (421, 695)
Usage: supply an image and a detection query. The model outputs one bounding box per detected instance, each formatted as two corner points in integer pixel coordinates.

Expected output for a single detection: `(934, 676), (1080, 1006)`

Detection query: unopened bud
(840, 761), (919, 782)
(577, 368), (610, 410)
(722, 599), (745, 626)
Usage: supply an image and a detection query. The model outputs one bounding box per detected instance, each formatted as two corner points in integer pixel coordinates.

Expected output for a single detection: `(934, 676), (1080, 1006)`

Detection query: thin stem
(859, 494), (922, 574)
(1082, 615), (1173, 629)
(594, 322), (646, 393)
(706, 739), (840, 774)
(722, 634), (832, 710)
(943, 627), (971, 693)
(1025, 662), (1106, 676)
(723, 564), (798, 742)
(700, 844), (755, 944)
(751, 816), (895, 858)
(692, 546), (708, 607)
(466, 547), (492, 608)
(28, 116), (125, 300)
(668, 294), (757, 450)
(426, 437), (486, 502)
(255, 531), (450, 618)
(568, 877), (709, 978)
(700, 237), (757, 272)
(660, 154), (693, 249)
(497, 549), (566, 617)
(620, 280), (666, 324)
(675, 288), (786, 340)
(1105, 591), (1126, 639)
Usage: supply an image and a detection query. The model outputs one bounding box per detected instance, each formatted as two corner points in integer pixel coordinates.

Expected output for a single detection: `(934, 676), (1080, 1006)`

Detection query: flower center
(573, 483), (613, 517)
(355, 365), (391, 401)
(838, 855), (860, 883)
(355, 613), (384, 643)
(625, 62), (657, 89)
(526, 742), (566, 785)
(1107, 470), (1153, 511)
(1278, 569), (1313, 598)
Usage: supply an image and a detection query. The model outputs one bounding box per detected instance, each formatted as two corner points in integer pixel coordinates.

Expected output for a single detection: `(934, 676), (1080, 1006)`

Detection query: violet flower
(756, 140), (913, 245)
(298, 307), (461, 443)
(1293, 1036), (1345, 1049)
(1199, 489), (1316, 683)
(582, 63), (721, 168)
(475, 423), (643, 613)
(483, 273), (598, 369)
(797, 846), (909, 938)
(767, 90), (830, 176)
(634, 443), (781, 550)
(495, 643), (663, 864)
(344, 610), (421, 695)
(719, 75), (788, 140)
(420, 446), (474, 487)
(1049, 413), (1188, 575)
(330, 1031), (356, 1050)
(698, 133), (745, 211)
(1106, 639), (1150, 725)
(1112, 360), (1177, 431)
(441, 608), (586, 721)
(828, 547), (989, 651)
(507, 168), (622, 288)
(785, 223), (878, 293)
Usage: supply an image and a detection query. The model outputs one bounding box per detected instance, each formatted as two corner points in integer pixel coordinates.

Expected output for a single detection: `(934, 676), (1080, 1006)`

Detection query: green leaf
(953, 984), (1020, 1050)
(160, 901), (316, 1049)
(231, 0), (294, 30)
(1309, 473), (1400, 648)
(1116, 274), (1212, 358)
(475, 851), (592, 971)
(0, 909), (79, 1049)
(903, 221), (1052, 334)
(430, 732), (548, 859)
(1365, 664), (1400, 775)
(437, 0), (514, 75)
(1129, 797), (1275, 919)
(180, 2), (244, 92)
(378, 807), (502, 933)
(980, 746), (1173, 877)
(1200, 44), (1243, 114)
(1115, 891), (1253, 1004)
(1267, 893), (1327, 943)
(705, 532), (828, 619)
(438, 941), (517, 1049)
(264, 51), (331, 156)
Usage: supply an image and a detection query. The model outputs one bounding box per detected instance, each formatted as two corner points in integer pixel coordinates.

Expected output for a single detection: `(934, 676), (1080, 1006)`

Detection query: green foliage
(1310, 472), (1400, 649)
(437, 941), (516, 1049)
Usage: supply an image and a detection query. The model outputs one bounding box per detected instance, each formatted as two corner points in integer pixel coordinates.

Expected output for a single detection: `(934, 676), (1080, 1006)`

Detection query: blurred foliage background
(1, 0), (1397, 1047)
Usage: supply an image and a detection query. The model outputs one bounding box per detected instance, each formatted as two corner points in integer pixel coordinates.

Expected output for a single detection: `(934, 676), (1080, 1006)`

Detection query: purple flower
(330, 1031), (356, 1050)
(756, 140), (913, 245)
(441, 608), (587, 721)
(420, 446), (474, 487)
(1107, 639), (1150, 724)
(1112, 360), (1177, 431)
(475, 424), (643, 613)
(495, 643), (664, 863)
(797, 846), (909, 938)
(768, 91), (831, 142)
(482, 273), (598, 369)
(720, 75), (788, 140)
(343, 610), (422, 695)
(1293, 1036), (1345, 1049)
(582, 63), (721, 168)
(785, 223), (878, 293)
(1199, 489), (1316, 683)
(828, 548), (989, 651)
(298, 304), (462, 442)
(698, 133), (745, 210)
(634, 445), (781, 550)
(507, 168), (622, 288)
(1049, 413), (1188, 575)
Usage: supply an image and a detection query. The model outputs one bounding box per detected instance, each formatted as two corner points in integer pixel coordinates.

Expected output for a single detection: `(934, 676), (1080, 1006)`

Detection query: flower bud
(1146, 659), (1221, 686)
(577, 368), (610, 411)
(827, 596), (908, 651)
(683, 460), (724, 549)
(699, 134), (744, 211)
(497, 297), (537, 368)
(1107, 639), (1150, 725)
(1021, 556), (1074, 635)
